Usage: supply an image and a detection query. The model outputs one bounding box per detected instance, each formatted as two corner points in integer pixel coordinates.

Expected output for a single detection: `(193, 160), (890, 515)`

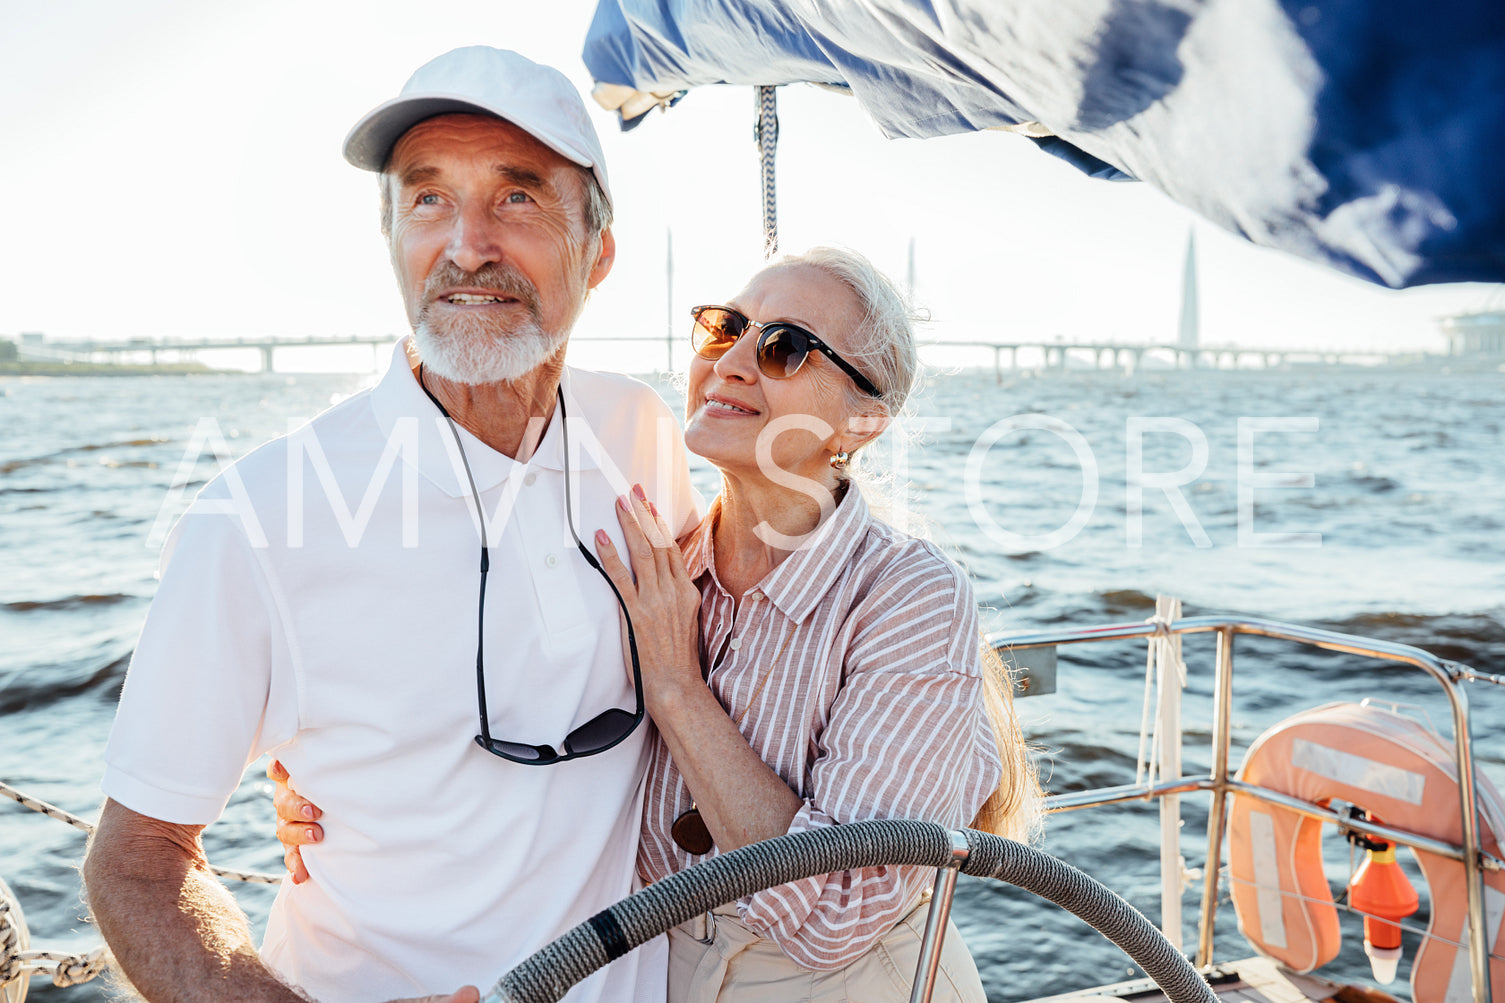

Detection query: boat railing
(4, 615), (1498, 999)
(989, 615), (1501, 1002)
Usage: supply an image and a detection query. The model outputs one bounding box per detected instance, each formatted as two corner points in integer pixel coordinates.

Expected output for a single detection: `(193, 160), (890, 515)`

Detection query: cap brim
(344, 95), (518, 171)
(342, 90), (612, 209)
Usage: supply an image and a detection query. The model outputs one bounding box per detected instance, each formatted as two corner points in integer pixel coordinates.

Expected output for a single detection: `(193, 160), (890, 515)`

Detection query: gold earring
(829, 450), (850, 470)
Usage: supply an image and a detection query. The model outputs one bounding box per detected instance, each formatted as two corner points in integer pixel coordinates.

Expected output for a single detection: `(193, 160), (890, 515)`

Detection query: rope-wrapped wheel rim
(482, 819), (1213, 1003)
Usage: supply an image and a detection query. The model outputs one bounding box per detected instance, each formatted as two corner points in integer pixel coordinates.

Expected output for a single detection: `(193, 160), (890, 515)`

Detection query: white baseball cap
(343, 46), (611, 207)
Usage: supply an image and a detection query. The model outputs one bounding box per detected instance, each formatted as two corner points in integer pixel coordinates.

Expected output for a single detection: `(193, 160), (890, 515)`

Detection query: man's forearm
(84, 799), (307, 1003)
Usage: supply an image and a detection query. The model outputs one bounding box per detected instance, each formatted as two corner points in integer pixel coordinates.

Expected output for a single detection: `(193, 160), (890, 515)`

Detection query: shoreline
(2, 359), (1499, 379)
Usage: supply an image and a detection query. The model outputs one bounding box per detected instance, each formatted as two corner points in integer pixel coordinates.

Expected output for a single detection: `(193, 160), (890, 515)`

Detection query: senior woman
(272, 247), (1040, 1002)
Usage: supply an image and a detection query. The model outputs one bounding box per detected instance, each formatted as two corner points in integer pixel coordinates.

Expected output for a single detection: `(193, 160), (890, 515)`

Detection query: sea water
(3, 364), (1502, 1001)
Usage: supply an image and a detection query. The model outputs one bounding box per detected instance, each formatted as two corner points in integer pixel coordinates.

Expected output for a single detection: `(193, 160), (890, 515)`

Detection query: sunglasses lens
(479, 736), (557, 762)
(756, 326), (810, 379)
(692, 308), (743, 359)
(562, 707), (638, 755)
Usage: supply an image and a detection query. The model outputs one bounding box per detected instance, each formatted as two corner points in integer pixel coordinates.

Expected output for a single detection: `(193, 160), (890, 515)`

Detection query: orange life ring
(1227, 702), (1505, 1000)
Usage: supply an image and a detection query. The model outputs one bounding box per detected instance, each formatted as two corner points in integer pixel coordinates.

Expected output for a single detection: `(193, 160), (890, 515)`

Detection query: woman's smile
(699, 393), (761, 417)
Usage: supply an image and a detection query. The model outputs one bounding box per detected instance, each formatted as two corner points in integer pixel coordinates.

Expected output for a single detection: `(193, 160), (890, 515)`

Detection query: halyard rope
(755, 85), (779, 259)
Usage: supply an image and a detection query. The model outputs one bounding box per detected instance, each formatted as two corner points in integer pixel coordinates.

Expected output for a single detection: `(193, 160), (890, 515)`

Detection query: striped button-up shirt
(638, 485), (1002, 970)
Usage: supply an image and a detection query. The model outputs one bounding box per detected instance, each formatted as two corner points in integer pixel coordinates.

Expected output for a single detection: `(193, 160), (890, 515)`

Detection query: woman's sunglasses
(690, 305), (882, 398)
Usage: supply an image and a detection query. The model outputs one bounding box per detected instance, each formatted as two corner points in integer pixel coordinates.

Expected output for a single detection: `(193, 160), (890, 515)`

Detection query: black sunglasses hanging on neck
(417, 365), (645, 766)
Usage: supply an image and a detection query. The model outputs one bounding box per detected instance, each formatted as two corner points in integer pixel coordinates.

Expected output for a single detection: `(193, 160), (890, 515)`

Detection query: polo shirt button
(729, 637), (742, 651)
(747, 590), (762, 600)
(524, 472), (538, 487)
(544, 554), (558, 568)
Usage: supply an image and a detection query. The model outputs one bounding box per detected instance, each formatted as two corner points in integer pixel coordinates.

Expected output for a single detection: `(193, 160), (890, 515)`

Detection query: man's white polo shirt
(103, 340), (700, 1002)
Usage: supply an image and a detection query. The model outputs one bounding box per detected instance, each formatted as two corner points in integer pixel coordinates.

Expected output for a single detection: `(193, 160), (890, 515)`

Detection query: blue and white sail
(583, 0), (1505, 290)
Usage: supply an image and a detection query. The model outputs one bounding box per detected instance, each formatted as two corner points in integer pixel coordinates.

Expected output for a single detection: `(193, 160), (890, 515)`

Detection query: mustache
(423, 262), (540, 314)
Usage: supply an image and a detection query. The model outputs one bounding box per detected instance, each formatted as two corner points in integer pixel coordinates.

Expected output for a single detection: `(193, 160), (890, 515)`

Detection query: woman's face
(684, 263), (871, 489)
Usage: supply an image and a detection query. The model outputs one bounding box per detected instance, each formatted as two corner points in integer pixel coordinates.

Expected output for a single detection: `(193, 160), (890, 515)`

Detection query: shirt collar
(369, 336), (598, 499)
(683, 484), (875, 624)
(681, 502), (718, 580)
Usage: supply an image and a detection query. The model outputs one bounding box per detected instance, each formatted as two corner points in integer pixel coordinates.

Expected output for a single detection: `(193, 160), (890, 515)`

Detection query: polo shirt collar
(682, 484), (873, 624)
(369, 336), (598, 499)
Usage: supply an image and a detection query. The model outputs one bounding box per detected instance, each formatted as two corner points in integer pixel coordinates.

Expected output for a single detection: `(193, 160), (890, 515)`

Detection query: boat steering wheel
(479, 819), (1215, 1003)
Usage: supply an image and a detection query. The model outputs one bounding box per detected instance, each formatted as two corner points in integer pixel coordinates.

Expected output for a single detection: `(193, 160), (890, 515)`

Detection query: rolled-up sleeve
(736, 558), (1002, 969)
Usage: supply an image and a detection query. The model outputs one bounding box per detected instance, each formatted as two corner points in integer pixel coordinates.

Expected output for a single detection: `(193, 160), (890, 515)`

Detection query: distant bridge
(921, 340), (1432, 382)
(22, 333), (1432, 376)
(31, 334), (396, 373)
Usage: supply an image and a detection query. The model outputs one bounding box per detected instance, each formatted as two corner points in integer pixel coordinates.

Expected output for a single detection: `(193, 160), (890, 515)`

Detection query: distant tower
(1177, 230), (1199, 354)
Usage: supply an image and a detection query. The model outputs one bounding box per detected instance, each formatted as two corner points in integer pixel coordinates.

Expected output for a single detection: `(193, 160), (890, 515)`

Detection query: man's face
(384, 113), (614, 384)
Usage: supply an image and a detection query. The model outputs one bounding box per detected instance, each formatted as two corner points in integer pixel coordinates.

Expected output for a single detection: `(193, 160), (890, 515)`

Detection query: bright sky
(0, 0), (1493, 363)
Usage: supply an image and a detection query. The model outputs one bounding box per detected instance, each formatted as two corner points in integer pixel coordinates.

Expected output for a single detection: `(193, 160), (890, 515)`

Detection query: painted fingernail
(633, 483), (647, 501)
(618, 494), (630, 510)
(648, 501), (659, 518)
(595, 529), (610, 546)
(301, 805), (315, 820)
(306, 827), (317, 841)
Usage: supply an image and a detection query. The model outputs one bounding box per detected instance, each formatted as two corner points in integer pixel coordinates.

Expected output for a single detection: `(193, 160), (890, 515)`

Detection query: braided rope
(209, 864), (280, 885)
(754, 85), (779, 259)
(485, 819), (1213, 1003)
(0, 781), (92, 836)
(19, 947), (111, 988)
(1, 780), (281, 884)
(0, 886), (23, 987)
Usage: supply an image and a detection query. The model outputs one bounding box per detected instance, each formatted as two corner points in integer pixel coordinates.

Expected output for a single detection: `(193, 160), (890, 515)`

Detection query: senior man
(83, 47), (698, 1003)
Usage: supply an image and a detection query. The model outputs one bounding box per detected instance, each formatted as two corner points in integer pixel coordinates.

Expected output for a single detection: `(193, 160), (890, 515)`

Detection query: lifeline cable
(0, 780), (279, 884)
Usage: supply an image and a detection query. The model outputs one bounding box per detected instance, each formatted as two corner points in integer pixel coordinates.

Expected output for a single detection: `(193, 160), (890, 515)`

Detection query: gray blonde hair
(778, 248), (1043, 843)
(776, 246), (922, 419)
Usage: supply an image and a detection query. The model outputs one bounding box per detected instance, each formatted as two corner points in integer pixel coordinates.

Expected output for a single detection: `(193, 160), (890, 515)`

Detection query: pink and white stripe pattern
(638, 486), (1002, 970)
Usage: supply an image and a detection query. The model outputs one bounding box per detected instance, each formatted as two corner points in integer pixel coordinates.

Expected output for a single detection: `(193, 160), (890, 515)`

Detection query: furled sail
(584, 0), (1505, 289)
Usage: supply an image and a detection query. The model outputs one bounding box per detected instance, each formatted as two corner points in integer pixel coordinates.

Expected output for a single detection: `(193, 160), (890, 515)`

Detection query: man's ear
(587, 228), (616, 290)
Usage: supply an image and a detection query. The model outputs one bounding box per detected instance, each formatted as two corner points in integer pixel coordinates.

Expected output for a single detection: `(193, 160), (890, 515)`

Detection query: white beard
(412, 310), (565, 385)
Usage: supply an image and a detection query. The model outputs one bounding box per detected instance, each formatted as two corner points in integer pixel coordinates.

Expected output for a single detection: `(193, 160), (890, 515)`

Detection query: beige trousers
(666, 898), (988, 1003)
